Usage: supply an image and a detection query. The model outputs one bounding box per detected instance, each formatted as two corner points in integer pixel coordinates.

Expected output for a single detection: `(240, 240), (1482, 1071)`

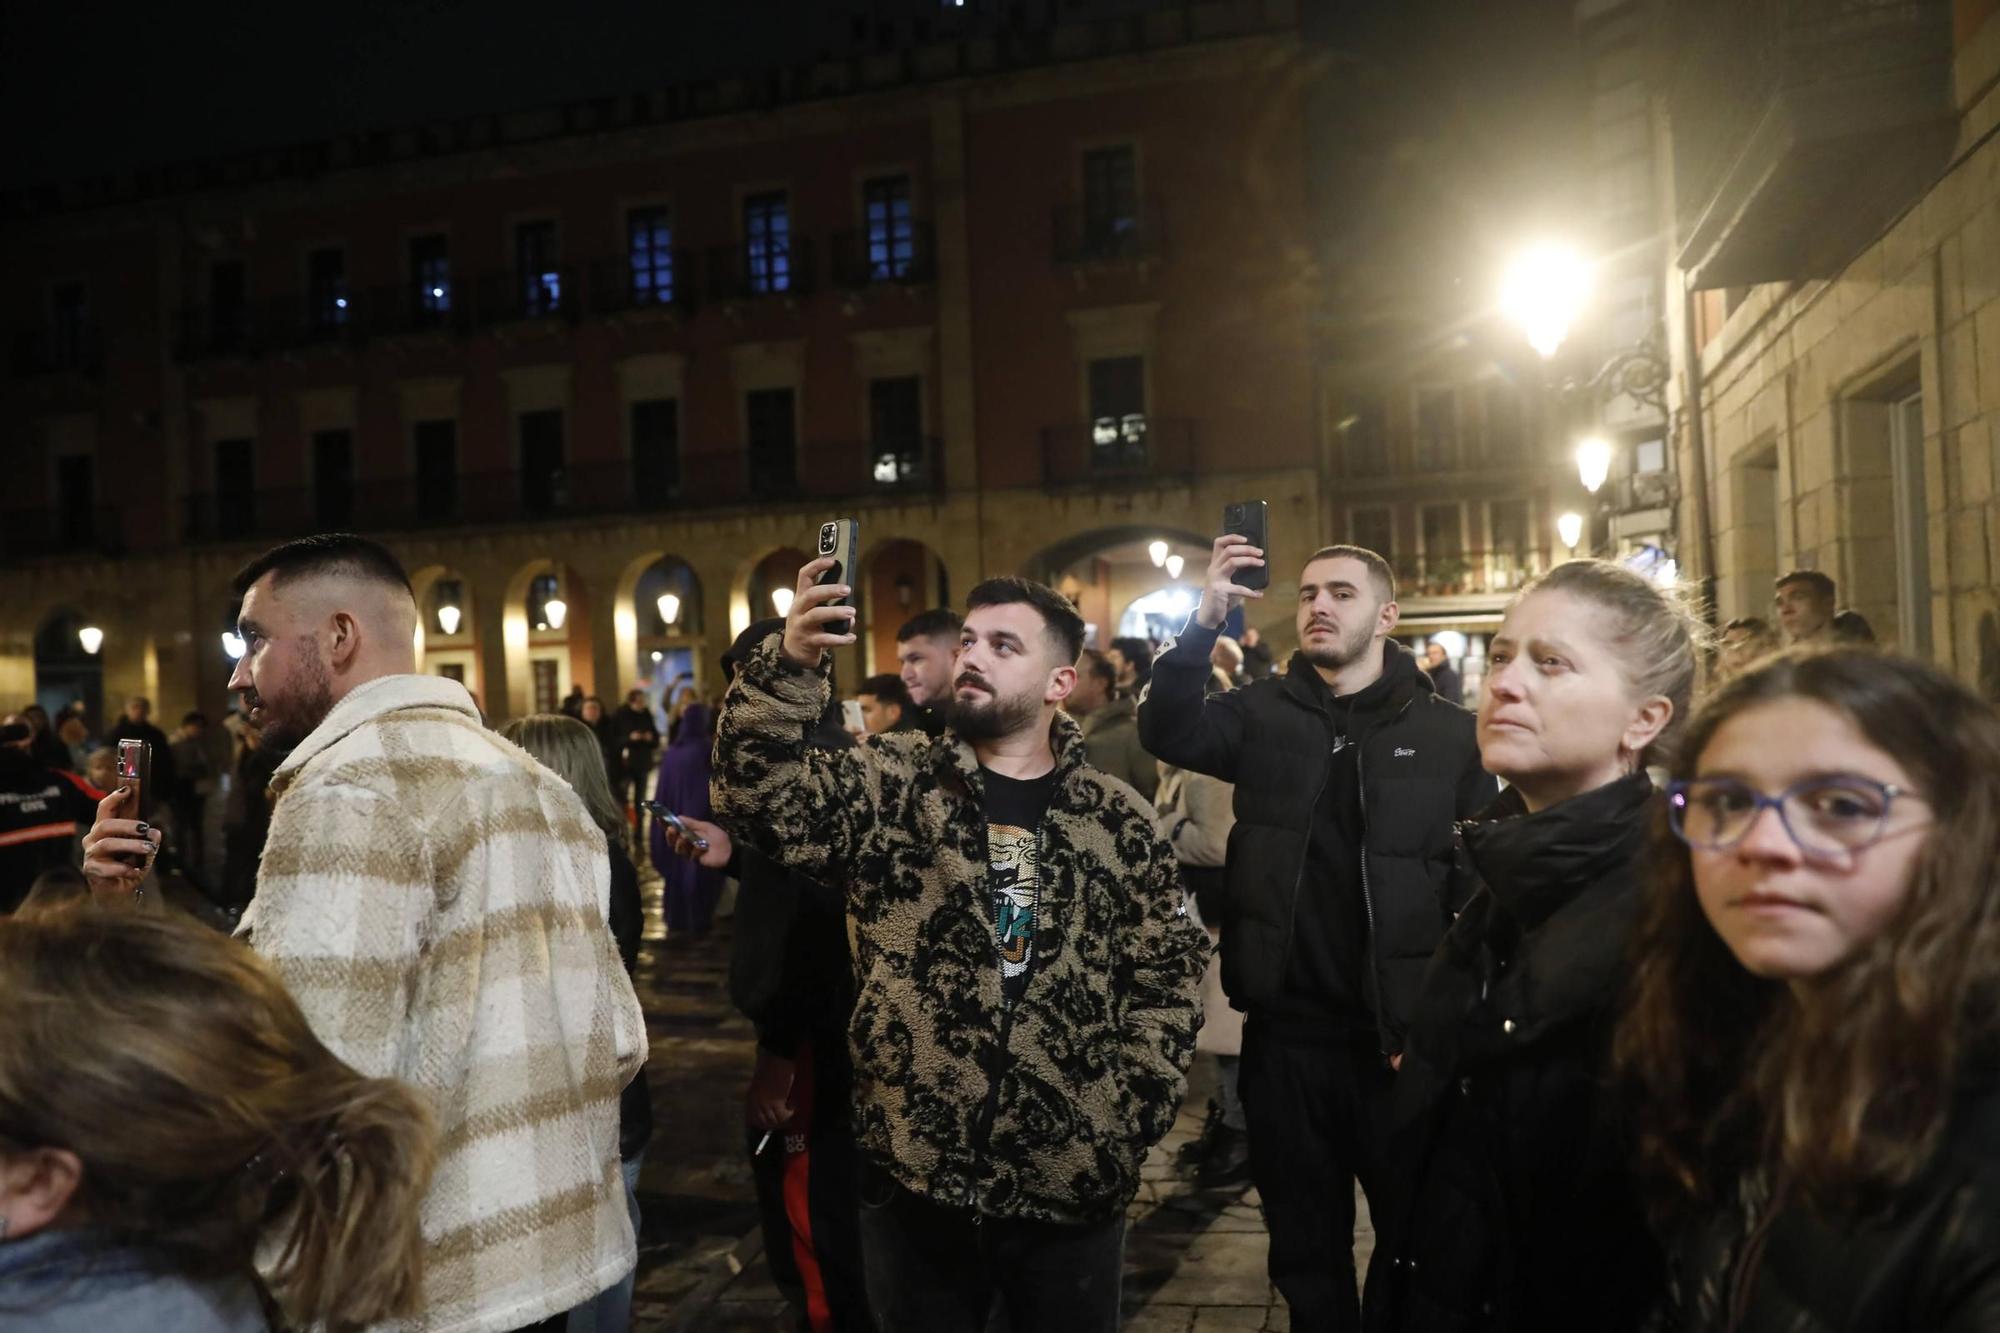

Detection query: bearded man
(691, 567), (1205, 1333)
(1138, 541), (1493, 1333)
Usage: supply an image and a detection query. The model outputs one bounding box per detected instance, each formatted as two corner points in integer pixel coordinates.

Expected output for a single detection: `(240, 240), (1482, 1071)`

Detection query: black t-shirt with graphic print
(981, 765), (1057, 1005)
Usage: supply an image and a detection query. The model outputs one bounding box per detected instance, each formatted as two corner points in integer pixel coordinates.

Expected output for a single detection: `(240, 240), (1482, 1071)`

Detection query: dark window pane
(632, 398), (681, 503)
(1082, 146), (1138, 253)
(209, 261), (248, 352)
(1087, 355), (1147, 466)
(869, 376), (923, 484)
(520, 410), (565, 514)
(516, 221), (560, 316)
(215, 438), (256, 539)
(1482, 381), (1522, 460)
(55, 454), (94, 546)
(862, 176), (913, 280)
(312, 429), (354, 528)
(627, 207), (675, 304)
(1351, 507), (1394, 563)
(744, 192), (791, 295)
(1415, 388), (1458, 471)
(411, 234), (451, 316)
(1422, 504), (1464, 562)
(308, 247), (348, 333)
(415, 420), (458, 521)
(746, 388), (797, 496)
(1344, 394), (1389, 477)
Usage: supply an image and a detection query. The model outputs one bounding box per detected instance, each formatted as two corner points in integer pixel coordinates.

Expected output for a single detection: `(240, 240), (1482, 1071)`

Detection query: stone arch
(501, 558), (594, 720)
(32, 606), (105, 729)
(613, 551), (707, 711)
(729, 545), (814, 642)
(856, 537), (949, 674)
(1022, 526), (1211, 649)
(409, 564), (481, 699)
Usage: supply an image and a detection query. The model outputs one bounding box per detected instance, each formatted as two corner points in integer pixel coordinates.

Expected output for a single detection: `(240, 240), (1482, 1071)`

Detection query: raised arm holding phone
(1136, 513), (1494, 1332)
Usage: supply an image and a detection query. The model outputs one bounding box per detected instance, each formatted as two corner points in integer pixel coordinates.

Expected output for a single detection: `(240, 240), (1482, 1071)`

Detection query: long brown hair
(0, 905), (436, 1330)
(1615, 648), (2000, 1224)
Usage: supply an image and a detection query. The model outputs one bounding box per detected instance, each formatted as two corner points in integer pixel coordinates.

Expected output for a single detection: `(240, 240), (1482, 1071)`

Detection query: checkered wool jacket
(712, 634), (1208, 1224)
(238, 674), (648, 1333)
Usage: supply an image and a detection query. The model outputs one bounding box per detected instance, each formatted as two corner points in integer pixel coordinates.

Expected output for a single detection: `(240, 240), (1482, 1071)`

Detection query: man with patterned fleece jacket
(693, 565), (1206, 1333)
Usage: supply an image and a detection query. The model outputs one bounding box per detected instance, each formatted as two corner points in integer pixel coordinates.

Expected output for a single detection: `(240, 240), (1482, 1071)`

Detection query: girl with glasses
(1618, 648), (2000, 1331)
(1374, 560), (1699, 1332)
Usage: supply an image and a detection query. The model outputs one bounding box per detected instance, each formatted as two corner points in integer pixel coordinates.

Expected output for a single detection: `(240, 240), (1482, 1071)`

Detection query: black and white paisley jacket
(712, 633), (1208, 1224)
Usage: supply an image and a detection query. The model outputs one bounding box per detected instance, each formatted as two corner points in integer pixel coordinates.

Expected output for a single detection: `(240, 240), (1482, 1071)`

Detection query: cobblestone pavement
(627, 870), (1372, 1331)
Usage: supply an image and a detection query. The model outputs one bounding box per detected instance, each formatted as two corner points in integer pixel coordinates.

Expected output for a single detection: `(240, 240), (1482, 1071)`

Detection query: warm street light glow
(222, 631), (246, 659)
(77, 626), (103, 655)
(651, 650), (664, 662)
(1575, 436), (1613, 494)
(1148, 540), (1170, 568)
(1501, 243), (1590, 359)
(544, 598), (568, 630)
(771, 587), (795, 617)
(436, 604), (462, 635)
(1557, 511), (1585, 552)
(657, 593), (681, 625)
(1165, 554), (1185, 579)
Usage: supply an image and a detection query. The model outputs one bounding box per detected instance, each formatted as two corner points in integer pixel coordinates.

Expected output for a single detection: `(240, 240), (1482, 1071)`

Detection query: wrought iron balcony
(829, 223), (937, 288)
(1040, 416), (1195, 486)
(706, 237), (817, 304)
(1052, 200), (1167, 266)
(12, 323), (101, 376)
(589, 255), (700, 317)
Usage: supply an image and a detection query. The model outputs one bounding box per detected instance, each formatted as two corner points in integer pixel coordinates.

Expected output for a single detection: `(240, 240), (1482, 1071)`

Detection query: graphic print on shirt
(989, 821), (1040, 989)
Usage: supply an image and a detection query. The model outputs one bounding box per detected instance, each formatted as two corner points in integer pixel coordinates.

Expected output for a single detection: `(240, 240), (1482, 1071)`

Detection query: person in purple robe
(649, 701), (724, 935)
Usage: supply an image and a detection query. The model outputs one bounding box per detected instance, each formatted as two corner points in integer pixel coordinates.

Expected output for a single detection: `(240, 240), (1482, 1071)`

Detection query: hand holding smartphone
(640, 800), (709, 852)
(116, 739), (155, 822)
(816, 519), (861, 633)
(1196, 501), (1271, 629)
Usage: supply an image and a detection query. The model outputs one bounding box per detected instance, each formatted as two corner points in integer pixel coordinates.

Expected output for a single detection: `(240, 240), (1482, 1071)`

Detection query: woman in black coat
(1617, 650), (2000, 1331)
(1371, 560), (1698, 1332)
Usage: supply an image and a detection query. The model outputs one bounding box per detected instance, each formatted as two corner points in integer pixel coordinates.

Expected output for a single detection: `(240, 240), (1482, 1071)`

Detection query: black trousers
(857, 1166), (1125, 1333)
(1240, 1018), (1401, 1333)
(750, 1034), (875, 1332)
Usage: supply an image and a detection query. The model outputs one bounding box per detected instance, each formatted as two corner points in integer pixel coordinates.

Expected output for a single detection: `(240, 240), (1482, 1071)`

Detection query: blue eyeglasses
(1666, 775), (1923, 855)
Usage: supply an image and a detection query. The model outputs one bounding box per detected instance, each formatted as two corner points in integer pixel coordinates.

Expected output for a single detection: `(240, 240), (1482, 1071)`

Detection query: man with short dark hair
(82, 532), (647, 1333)
(855, 672), (914, 734)
(1066, 648), (1159, 800)
(696, 563), (1206, 1333)
(1139, 538), (1493, 1332)
(1421, 642), (1463, 705)
(608, 687), (661, 846)
(1107, 635), (1154, 698)
(894, 608), (962, 736)
(1773, 569), (1838, 645)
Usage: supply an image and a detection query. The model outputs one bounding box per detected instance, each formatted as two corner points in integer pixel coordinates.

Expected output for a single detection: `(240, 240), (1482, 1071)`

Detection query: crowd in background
(1, 526), (1995, 1333)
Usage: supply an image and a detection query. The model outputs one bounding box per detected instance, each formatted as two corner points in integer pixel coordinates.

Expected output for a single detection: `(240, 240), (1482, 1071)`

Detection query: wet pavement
(626, 866), (1374, 1332)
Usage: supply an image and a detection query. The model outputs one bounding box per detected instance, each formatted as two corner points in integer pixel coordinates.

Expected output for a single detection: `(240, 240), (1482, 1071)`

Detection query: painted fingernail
(134, 822), (149, 835)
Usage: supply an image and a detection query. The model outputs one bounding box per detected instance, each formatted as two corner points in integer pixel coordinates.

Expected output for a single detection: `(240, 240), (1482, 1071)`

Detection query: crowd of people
(0, 522), (1994, 1333)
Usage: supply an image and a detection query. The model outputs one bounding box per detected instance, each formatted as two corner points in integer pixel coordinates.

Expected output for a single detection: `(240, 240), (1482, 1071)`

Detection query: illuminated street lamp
(1575, 436), (1612, 495)
(771, 587), (795, 617)
(656, 593), (682, 626)
(1165, 554), (1185, 579)
(651, 650), (664, 663)
(77, 626), (103, 655)
(222, 631), (246, 660)
(436, 604), (462, 636)
(1147, 540), (1169, 568)
(543, 598), (568, 630)
(1501, 243), (1590, 359)
(1557, 511), (1584, 554)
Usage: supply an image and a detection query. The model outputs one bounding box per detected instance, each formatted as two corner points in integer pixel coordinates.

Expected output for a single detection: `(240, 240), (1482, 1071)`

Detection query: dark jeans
(617, 766), (652, 842)
(1240, 1018), (1400, 1332)
(858, 1165), (1125, 1333)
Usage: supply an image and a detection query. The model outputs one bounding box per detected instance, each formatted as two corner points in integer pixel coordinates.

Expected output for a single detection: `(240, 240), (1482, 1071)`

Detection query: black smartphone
(116, 738), (154, 820)
(816, 518), (861, 630)
(639, 800), (709, 852)
(1223, 500), (1271, 592)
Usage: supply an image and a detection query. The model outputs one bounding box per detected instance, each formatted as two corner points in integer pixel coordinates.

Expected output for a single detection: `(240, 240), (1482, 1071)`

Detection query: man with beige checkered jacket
(84, 533), (649, 1333)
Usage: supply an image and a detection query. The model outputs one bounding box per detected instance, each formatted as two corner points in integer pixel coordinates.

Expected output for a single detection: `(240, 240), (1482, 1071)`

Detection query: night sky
(0, 1), (833, 188)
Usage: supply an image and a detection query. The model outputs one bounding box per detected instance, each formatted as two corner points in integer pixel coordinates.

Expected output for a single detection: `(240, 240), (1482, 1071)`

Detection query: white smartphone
(841, 699), (865, 733)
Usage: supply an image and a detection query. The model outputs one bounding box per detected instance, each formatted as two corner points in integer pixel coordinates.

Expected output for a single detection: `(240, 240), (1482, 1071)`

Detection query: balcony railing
(12, 323), (101, 376)
(706, 237), (818, 303)
(1053, 201), (1167, 266)
(1665, 0), (1953, 288)
(364, 281), (475, 338)
(473, 267), (579, 325)
(180, 445), (945, 543)
(1040, 416), (1195, 486)
(589, 255), (699, 317)
(828, 224), (937, 288)
(0, 506), (122, 558)
(1393, 547), (1551, 601)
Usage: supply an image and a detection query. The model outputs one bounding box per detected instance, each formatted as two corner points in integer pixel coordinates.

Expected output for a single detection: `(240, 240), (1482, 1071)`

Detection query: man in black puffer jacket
(1139, 541), (1493, 1333)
